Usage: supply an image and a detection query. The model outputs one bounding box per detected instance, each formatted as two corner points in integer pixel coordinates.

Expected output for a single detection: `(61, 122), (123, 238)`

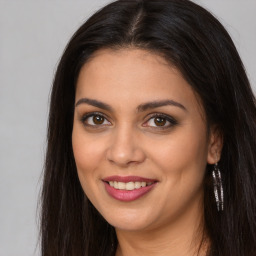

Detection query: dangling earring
(212, 162), (224, 211)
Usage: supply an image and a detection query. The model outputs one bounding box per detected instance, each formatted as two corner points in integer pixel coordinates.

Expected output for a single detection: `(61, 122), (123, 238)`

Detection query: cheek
(150, 129), (208, 216)
(72, 130), (106, 206)
(71, 125), (108, 198)
(149, 126), (208, 184)
(72, 128), (106, 173)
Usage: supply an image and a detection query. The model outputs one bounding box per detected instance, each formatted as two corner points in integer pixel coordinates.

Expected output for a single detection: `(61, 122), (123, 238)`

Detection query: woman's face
(72, 48), (219, 232)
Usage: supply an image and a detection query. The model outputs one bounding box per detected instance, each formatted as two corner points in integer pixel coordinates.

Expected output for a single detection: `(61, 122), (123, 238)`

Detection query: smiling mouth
(102, 176), (158, 201)
(107, 181), (154, 191)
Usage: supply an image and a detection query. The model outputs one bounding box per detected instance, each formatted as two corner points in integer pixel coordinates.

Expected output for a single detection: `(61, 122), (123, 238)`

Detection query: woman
(40, 0), (256, 255)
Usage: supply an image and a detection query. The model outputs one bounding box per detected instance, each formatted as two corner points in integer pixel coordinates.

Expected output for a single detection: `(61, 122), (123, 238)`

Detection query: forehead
(77, 48), (173, 91)
(75, 48), (203, 115)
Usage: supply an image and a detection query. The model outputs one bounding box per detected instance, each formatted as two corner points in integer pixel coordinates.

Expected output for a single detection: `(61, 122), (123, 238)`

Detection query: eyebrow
(137, 99), (187, 112)
(75, 98), (187, 112)
(75, 98), (112, 111)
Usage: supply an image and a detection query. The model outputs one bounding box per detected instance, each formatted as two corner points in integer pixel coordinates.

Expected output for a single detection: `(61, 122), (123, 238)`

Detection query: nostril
(106, 144), (146, 166)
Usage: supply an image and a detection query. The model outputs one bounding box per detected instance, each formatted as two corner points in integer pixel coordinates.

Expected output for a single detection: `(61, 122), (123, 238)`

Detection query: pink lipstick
(103, 176), (157, 202)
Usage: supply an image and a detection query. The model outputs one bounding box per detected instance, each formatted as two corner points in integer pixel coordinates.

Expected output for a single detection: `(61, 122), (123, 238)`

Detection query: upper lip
(103, 175), (157, 183)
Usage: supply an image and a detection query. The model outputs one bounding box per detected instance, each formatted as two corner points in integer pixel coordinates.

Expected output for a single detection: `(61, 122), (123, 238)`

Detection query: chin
(101, 208), (156, 232)
(109, 219), (150, 232)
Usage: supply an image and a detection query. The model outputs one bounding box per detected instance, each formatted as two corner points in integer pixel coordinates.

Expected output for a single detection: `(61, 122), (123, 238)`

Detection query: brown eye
(93, 115), (104, 125)
(154, 117), (166, 126)
(144, 114), (178, 129)
(82, 113), (111, 126)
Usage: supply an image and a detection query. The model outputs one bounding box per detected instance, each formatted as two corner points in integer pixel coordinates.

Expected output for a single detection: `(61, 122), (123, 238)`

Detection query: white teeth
(126, 182), (135, 190)
(141, 182), (146, 187)
(114, 181), (118, 189)
(108, 181), (154, 190)
(118, 182), (126, 190)
(134, 181), (141, 189)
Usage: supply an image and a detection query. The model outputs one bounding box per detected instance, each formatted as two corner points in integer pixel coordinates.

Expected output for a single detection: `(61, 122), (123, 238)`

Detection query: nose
(106, 126), (146, 167)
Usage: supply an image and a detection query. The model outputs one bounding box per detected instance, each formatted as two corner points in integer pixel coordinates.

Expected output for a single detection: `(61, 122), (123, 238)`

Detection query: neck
(115, 198), (208, 256)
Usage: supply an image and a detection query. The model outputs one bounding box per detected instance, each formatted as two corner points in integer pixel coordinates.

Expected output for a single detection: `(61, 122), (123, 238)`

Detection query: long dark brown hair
(40, 0), (256, 255)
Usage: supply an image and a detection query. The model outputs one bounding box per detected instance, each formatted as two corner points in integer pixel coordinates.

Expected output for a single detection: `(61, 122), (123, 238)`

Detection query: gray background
(0, 1), (255, 255)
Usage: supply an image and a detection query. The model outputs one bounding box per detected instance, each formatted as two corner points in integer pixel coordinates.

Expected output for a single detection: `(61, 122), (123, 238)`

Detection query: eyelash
(80, 112), (111, 128)
(143, 113), (178, 129)
(80, 112), (178, 130)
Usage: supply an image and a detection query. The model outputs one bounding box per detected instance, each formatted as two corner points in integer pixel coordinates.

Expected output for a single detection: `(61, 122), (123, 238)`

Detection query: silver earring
(212, 163), (224, 211)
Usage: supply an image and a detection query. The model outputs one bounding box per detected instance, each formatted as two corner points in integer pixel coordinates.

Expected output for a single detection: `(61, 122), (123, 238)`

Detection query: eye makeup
(79, 111), (178, 131)
(143, 113), (178, 130)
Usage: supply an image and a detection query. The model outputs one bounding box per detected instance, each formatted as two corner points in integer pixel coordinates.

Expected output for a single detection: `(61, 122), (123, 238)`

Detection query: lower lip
(104, 182), (157, 202)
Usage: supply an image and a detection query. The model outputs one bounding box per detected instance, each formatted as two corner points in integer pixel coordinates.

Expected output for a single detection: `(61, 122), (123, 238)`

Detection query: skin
(72, 48), (222, 256)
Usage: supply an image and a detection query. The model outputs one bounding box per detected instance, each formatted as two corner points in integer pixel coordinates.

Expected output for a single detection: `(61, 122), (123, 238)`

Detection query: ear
(207, 125), (223, 164)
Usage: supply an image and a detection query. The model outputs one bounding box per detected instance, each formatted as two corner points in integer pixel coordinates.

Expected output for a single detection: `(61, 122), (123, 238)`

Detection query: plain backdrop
(0, 1), (255, 255)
